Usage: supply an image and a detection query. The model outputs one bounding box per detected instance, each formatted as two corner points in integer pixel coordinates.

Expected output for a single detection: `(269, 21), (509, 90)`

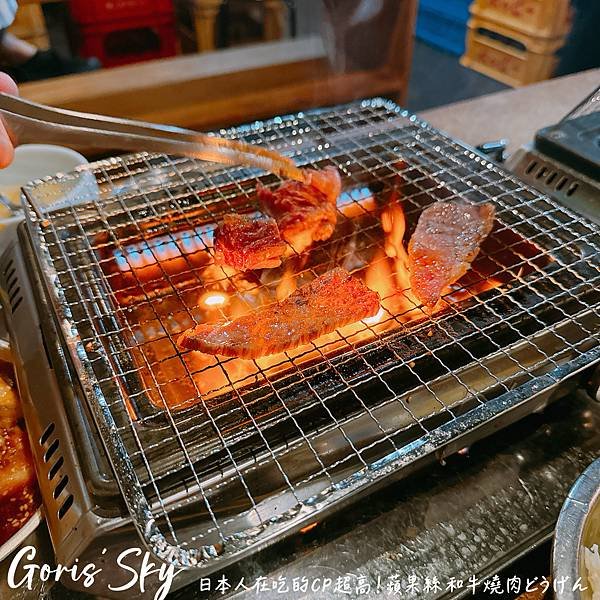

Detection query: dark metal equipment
(507, 85), (600, 224)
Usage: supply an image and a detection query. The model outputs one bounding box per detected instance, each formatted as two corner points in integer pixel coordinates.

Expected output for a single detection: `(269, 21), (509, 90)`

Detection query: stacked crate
(69, 0), (178, 68)
(416, 0), (473, 56)
(8, 3), (50, 50)
(461, 0), (571, 86)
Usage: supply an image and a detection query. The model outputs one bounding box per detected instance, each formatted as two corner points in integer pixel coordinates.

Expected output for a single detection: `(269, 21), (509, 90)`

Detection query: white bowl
(0, 144), (90, 215)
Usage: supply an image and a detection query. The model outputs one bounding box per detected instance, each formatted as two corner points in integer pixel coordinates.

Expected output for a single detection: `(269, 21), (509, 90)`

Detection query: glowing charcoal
(201, 292), (228, 308)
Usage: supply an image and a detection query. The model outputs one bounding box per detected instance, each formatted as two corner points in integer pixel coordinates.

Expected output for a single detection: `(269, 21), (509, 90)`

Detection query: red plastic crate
(70, 0), (174, 25)
(77, 15), (177, 67)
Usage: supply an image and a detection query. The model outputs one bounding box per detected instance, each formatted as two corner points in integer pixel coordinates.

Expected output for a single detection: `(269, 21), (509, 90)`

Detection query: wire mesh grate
(23, 98), (600, 568)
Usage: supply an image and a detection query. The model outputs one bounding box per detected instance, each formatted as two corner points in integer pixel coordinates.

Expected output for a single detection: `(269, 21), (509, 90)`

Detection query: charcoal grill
(1, 98), (598, 597)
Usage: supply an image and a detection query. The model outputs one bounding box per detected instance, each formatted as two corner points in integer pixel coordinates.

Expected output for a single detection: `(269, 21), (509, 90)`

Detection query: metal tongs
(0, 93), (307, 182)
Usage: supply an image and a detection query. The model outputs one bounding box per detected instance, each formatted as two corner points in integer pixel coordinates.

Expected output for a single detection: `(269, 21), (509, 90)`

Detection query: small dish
(0, 509), (43, 562)
(0, 143), (92, 218)
(554, 457), (600, 599)
(0, 330), (43, 563)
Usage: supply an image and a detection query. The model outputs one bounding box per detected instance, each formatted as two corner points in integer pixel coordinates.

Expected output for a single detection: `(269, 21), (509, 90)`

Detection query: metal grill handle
(0, 93), (307, 182)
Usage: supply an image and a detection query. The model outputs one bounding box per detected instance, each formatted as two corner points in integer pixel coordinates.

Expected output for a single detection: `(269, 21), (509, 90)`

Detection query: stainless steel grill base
(2, 98), (598, 596)
(1, 225), (593, 598)
(506, 145), (600, 225)
(0, 228), (209, 598)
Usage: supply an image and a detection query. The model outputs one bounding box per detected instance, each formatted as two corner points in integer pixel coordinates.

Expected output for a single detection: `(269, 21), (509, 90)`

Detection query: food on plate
(0, 428), (37, 545)
(178, 267), (379, 359)
(408, 200), (495, 308)
(258, 166), (342, 253)
(0, 369), (22, 428)
(213, 213), (286, 271)
(0, 366), (38, 545)
(586, 544), (600, 600)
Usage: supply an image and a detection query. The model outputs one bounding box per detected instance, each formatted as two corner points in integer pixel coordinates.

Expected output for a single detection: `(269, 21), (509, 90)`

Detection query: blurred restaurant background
(1, 0), (598, 131)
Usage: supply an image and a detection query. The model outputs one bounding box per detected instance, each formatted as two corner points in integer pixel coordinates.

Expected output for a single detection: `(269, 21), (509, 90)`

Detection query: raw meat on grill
(408, 200), (496, 309)
(258, 166), (342, 253)
(213, 213), (286, 271)
(178, 267), (379, 359)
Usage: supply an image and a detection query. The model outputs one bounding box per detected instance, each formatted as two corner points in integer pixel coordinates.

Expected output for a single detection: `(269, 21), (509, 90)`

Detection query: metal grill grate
(23, 99), (600, 570)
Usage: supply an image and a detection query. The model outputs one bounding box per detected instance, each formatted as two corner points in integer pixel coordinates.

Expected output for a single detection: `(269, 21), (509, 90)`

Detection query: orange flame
(365, 195), (422, 325)
(276, 267), (297, 301)
(105, 188), (529, 413)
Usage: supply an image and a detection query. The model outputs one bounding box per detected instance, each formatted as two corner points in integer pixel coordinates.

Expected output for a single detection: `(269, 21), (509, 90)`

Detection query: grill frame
(21, 98), (600, 569)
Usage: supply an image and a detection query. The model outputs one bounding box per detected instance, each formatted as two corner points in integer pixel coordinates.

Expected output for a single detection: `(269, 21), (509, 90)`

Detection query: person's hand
(0, 72), (18, 168)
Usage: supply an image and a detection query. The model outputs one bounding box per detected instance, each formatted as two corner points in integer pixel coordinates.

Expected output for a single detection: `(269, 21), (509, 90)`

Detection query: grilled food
(0, 426), (37, 544)
(258, 166), (342, 253)
(213, 213), (286, 271)
(0, 365), (38, 545)
(178, 267), (379, 358)
(585, 545), (600, 600)
(0, 373), (21, 429)
(408, 200), (496, 308)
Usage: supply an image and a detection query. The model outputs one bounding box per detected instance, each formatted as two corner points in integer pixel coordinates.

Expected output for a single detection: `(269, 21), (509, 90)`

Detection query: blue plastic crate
(416, 0), (472, 55)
